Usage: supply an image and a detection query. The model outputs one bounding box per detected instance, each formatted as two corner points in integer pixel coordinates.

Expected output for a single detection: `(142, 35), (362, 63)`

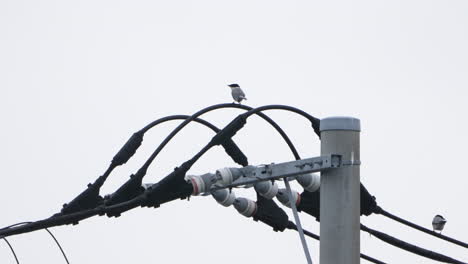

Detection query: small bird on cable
(228, 83), (247, 104)
(432, 214), (447, 233)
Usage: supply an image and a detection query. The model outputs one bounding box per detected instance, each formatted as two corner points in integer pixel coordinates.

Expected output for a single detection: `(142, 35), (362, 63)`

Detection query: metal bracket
(210, 154), (342, 191)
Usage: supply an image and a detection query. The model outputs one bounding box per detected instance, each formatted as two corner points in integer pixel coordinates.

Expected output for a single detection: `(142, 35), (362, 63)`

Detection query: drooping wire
(373, 206), (468, 249)
(360, 224), (467, 264)
(0, 222), (69, 264)
(43, 229), (70, 264)
(2, 237), (19, 264)
(286, 221), (386, 264)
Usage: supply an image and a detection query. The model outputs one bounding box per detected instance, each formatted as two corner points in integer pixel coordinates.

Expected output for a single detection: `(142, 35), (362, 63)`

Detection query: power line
(287, 222), (386, 264)
(2, 237), (19, 264)
(43, 228), (70, 264)
(374, 206), (468, 249)
(1, 103), (466, 263)
(296, 191), (468, 263)
(1, 222), (69, 264)
(60, 103), (303, 219)
(297, 185), (468, 250)
(0, 105), (304, 232)
(361, 224), (467, 264)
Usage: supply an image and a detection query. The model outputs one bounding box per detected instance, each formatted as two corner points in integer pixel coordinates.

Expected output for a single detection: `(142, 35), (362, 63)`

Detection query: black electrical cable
(104, 104), (312, 215)
(103, 105), (301, 211)
(373, 206), (468, 249)
(101, 104), (320, 216)
(61, 103), (302, 216)
(361, 224), (467, 264)
(286, 222), (386, 264)
(182, 104), (320, 170)
(88, 103), (306, 213)
(186, 104), (321, 170)
(103, 114), (250, 208)
(59, 114), (242, 215)
(0, 115), (243, 235)
(108, 104), (320, 213)
(0, 104), (314, 236)
(252, 194), (385, 263)
(0, 107), (295, 234)
(2, 237), (19, 264)
(138, 103), (304, 175)
(0, 222), (69, 264)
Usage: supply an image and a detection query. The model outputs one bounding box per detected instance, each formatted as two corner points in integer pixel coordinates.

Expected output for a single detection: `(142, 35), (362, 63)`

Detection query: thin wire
(2, 237), (20, 264)
(287, 221), (386, 264)
(375, 206), (468, 249)
(0, 222), (69, 263)
(361, 224), (467, 264)
(284, 179), (312, 264)
(43, 228), (70, 264)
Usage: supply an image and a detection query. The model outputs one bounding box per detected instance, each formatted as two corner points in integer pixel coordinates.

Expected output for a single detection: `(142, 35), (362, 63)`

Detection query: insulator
(296, 173), (320, 192)
(276, 188), (301, 208)
(254, 181), (279, 199)
(215, 167), (242, 186)
(234, 197), (257, 217)
(185, 173), (215, 195)
(211, 189), (236, 207)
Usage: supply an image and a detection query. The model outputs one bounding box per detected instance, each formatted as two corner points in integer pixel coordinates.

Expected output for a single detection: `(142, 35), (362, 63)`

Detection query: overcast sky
(1, 0), (467, 263)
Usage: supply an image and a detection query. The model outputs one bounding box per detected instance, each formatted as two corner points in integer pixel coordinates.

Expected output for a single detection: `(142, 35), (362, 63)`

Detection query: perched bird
(432, 215), (447, 233)
(228, 83), (247, 104)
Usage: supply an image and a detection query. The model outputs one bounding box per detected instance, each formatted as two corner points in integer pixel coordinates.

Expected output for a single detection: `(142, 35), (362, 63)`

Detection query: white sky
(1, 0), (467, 263)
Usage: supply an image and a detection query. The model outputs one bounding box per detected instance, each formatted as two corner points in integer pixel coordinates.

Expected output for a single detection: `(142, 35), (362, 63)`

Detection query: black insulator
(253, 193), (289, 232)
(361, 183), (378, 216)
(111, 131), (144, 166)
(221, 139), (248, 166)
(104, 170), (146, 214)
(60, 180), (103, 215)
(311, 117), (321, 139)
(297, 183), (378, 221)
(141, 161), (194, 208)
(210, 114), (247, 146)
(297, 189), (321, 221)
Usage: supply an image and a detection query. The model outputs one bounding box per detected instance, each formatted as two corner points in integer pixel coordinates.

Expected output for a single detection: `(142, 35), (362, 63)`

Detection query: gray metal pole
(320, 117), (361, 264)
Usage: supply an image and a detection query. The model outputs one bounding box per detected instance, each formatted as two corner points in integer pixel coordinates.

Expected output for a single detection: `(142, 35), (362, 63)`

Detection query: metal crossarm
(210, 154), (342, 191)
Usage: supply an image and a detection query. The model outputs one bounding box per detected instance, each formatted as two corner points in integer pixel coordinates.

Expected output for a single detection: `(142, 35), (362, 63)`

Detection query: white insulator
(186, 175), (205, 195)
(234, 197), (257, 217)
(211, 189), (236, 207)
(254, 181), (279, 199)
(296, 173), (320, 192)
(276, 188), (301, 208)
(215, 167), (235, 185)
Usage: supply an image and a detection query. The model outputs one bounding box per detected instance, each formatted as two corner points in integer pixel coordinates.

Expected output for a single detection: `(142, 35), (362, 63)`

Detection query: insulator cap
(186, 173), (215, 195)
(234, 197), (257, 217)
(276, 189), (301, 208)
(187, 176), (205, 195)
(215, 168), (241, 186)
(254, 181), (279, 199)
(296, 173), (320, 192)
(211, 189), (236, 207)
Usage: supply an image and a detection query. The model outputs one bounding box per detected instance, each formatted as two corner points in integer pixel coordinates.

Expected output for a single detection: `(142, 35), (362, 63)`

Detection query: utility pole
(320, 117), (361, 264)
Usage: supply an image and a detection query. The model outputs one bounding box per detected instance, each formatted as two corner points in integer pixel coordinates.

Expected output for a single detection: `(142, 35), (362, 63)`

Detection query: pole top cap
(320, 117), (361, 132)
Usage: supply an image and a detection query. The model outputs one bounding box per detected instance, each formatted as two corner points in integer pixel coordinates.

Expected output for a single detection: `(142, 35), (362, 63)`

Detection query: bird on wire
(432, 214), (447, 233)
(228, 83), (247, 104)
